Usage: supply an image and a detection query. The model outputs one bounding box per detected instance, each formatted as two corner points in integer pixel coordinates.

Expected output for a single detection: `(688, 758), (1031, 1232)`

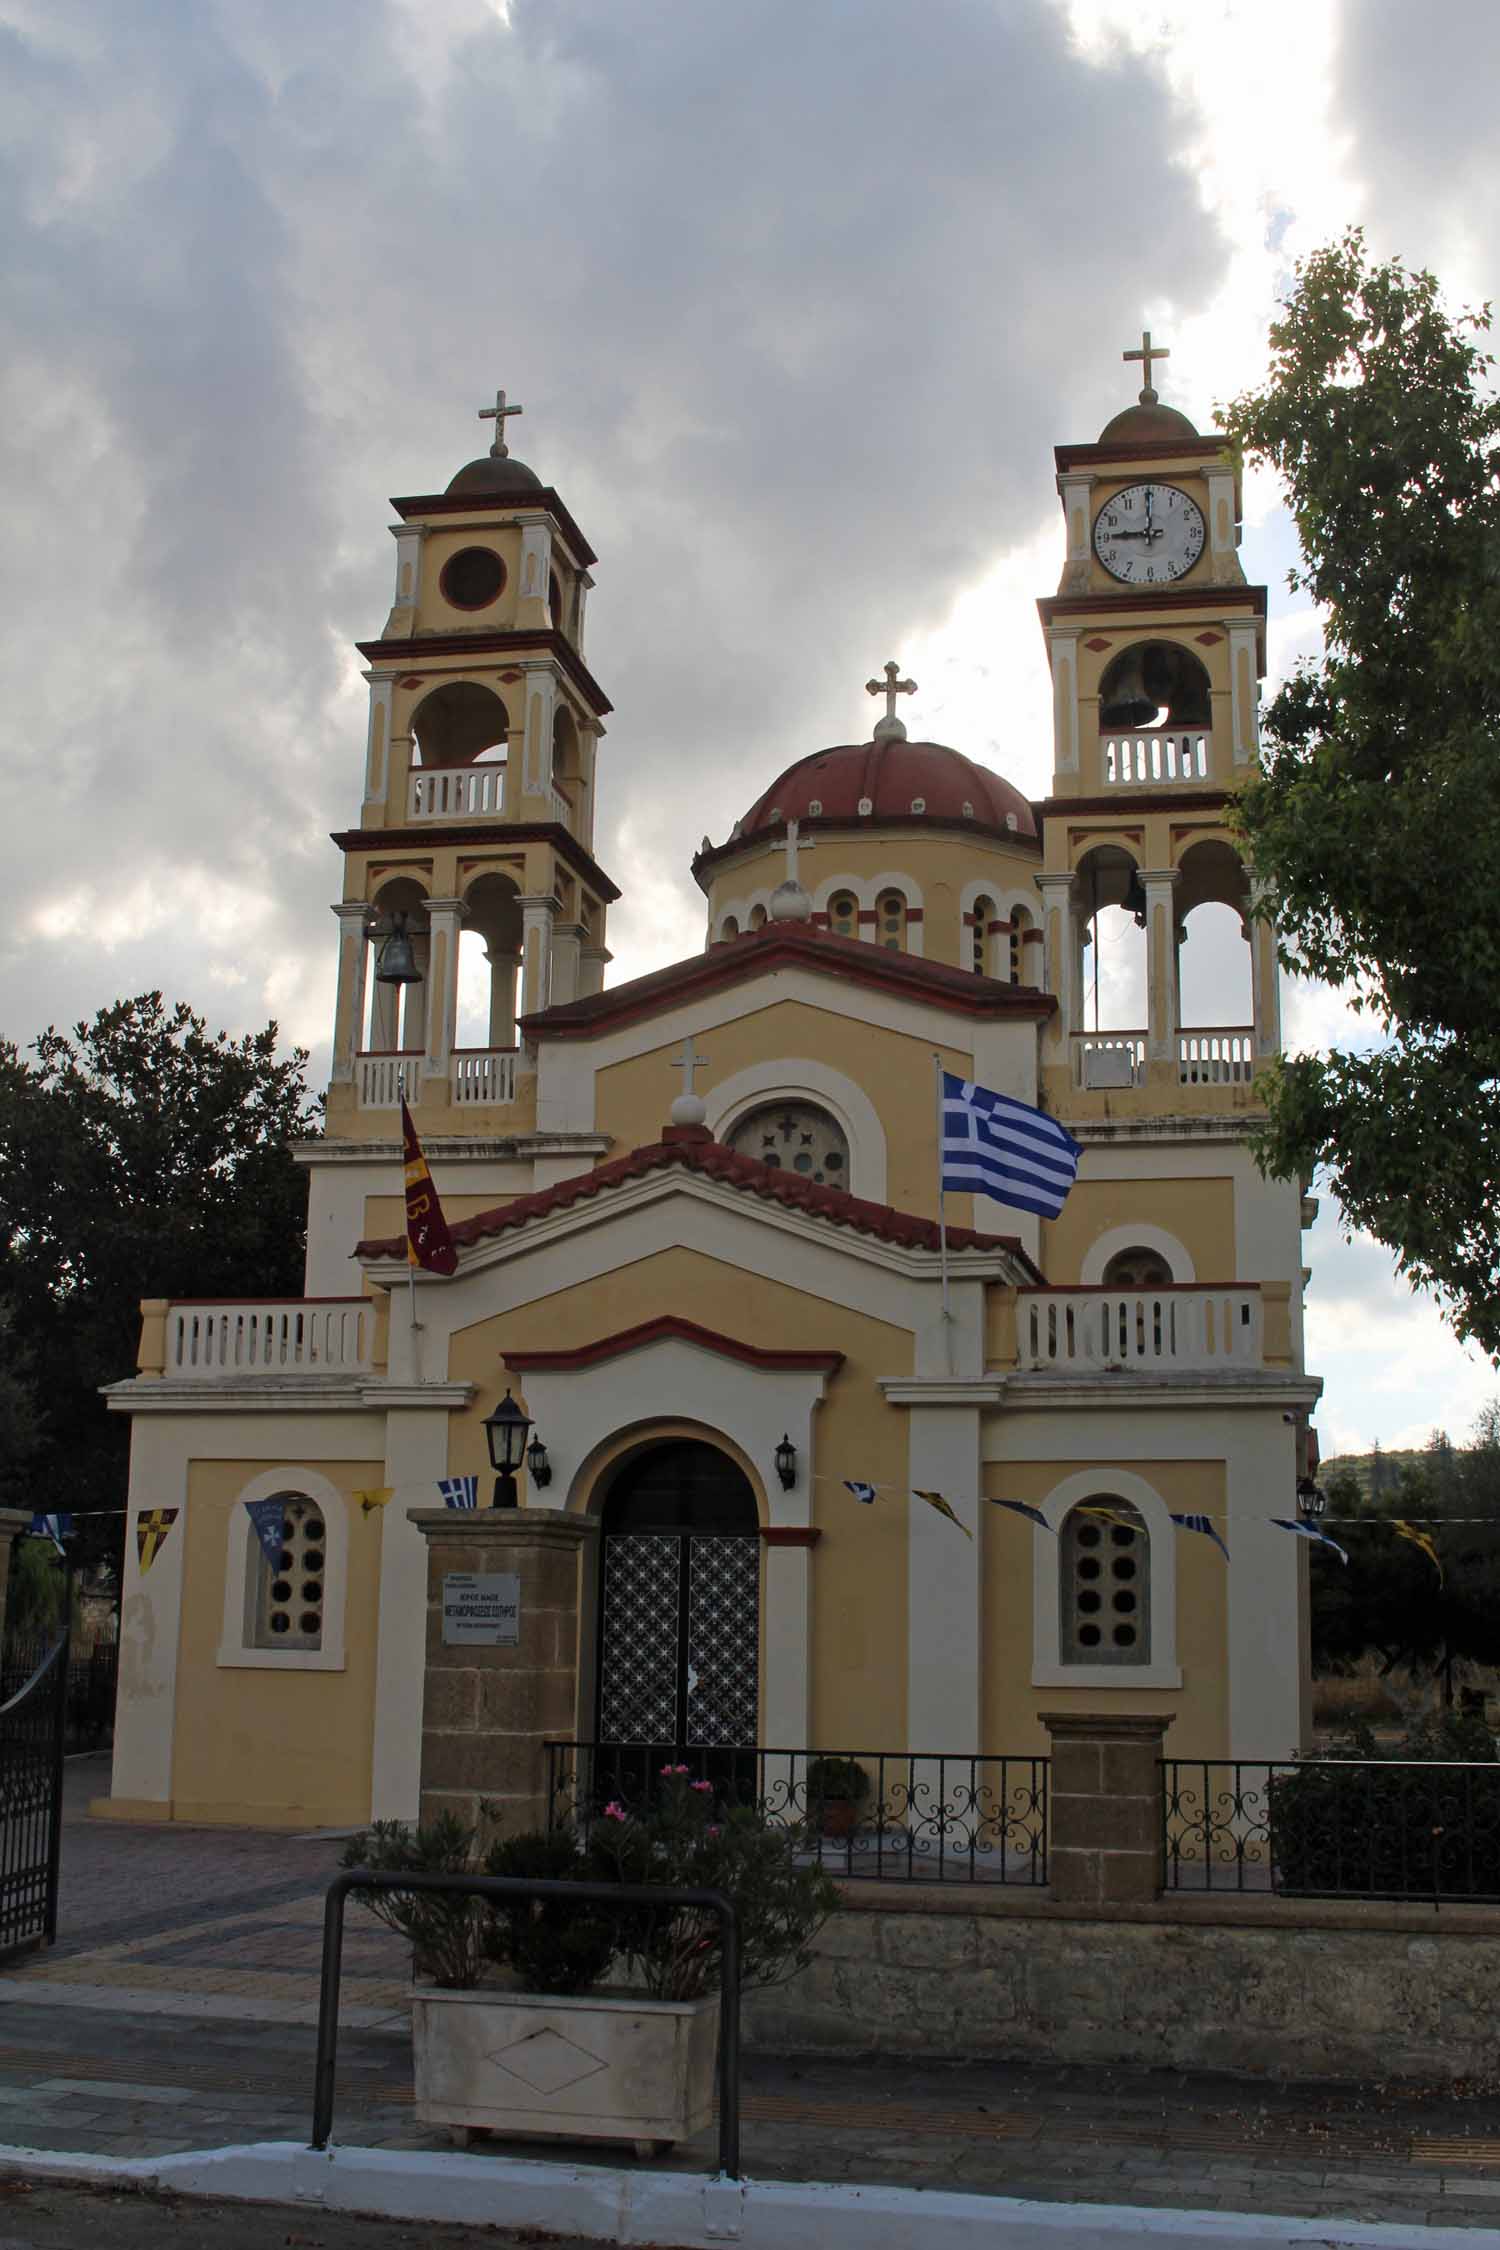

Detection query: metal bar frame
(312, 1869), (741, 2176)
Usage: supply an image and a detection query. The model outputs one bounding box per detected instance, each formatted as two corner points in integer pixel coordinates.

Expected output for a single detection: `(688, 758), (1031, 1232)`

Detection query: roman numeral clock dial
(1093, 482), (1205, 584)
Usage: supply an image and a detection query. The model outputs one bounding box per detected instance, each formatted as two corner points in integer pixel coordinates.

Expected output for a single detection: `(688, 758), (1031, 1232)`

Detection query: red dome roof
(736, 739), (1037, 842)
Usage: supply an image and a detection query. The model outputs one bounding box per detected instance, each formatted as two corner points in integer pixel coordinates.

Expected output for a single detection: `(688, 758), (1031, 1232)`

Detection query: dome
(1097, 397), (1199, 446)
(736, 739), (1037, 842)
(444, 453), (545, 498)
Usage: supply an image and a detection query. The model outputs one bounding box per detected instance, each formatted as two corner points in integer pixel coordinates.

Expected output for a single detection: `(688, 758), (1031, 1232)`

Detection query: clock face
(1093, 483), (1206, 585)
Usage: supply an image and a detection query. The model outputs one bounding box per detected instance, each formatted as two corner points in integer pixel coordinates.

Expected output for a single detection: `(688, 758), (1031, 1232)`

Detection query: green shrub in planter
(339, 1814), (486, 1988)
(1270, 1712), (1500, 1898)
(481, 1829), (617, 1994)
(804, 1756), (870, 1806)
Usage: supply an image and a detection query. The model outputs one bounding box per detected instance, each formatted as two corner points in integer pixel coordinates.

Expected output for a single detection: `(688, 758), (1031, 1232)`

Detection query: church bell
(374, 915), (423, 987)
(1099, 647), (1159, 730)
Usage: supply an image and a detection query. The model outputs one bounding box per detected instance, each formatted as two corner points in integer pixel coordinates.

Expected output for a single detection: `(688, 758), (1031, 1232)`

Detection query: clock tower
(1035, 334), (1278, 1110)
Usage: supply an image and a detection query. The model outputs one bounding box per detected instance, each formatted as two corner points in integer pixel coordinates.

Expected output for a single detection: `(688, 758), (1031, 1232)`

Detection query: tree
(1222, 232), (1500, 1353)
(0, 995), (320, 1574)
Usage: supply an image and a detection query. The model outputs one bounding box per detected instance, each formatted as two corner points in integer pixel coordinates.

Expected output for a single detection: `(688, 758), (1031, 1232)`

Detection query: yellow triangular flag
(1078, 1504), (1135, 1533)
(1393, 1520), (1444, 1586)
(355, 1487), (395, 1516)
(912, 1489), (973, 1541)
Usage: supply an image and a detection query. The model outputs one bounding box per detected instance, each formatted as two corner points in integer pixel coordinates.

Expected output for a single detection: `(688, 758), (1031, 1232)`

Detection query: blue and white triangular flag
(30, 1512), (71, 1551)
(245, 1498), (286, 1566)
(438, 1476), (479, 1511)
(1270, 1517), (1348, 1565)
(1171, 1511), (1231, 1562)
(988, 1498), (1054, 1531)
(843, 1480), (878, 1504)
(939, 1072), (1082, 1220)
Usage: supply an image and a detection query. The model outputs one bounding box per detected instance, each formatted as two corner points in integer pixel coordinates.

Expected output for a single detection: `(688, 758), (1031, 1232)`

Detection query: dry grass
(1311, 1673), (1404, 1727)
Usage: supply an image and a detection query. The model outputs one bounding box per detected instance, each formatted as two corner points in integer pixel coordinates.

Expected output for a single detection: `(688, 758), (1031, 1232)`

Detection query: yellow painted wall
(445, 1245), (913, 1749)
(982, 1460), (1229, 1758)
(170, 1461), (385, 1825)
(1041, 1176), (1236, 1286)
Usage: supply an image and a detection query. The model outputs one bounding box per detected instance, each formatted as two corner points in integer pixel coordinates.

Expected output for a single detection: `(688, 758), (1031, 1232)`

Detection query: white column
(1226, 1414), (1303, 1758)
(1228, 623), (1260, 769)
(904, 1404), (983, 1754)
(520, 895), (556, 1018)
(763, 1543), (812, 1751)
(1038, 872), (1079, 1065)
(107, 1426), (189, 1812)
(402, 929), (430, 1057)
(330, 903), (370, 1083)
(486, 948), (520, 1047)
(1142, 867), (1181, 1067)
(1249, 877), (1282, 1057)
(578, 946), (610, 1000)
(387, 523), (425, 623)
(362, 675), (394, 814)
(549, 920), (584, 1008)
(518, 522), (554, 628)
(421, 897), (465, 1082)
(369, 1402), (456, 1821)
(521, 666), (558, 801)
(1205, 466), (1238, 583)
(1055, 475), (1095, 594)
(1049, 629), (1081, 780)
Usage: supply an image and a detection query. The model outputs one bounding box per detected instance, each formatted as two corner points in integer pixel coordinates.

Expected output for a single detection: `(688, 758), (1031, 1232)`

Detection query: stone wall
(744, 1885), (1500, 2083)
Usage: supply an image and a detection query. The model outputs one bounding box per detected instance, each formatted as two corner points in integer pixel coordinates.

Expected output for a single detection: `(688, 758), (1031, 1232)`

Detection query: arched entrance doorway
(594, 1441), (760, 1789)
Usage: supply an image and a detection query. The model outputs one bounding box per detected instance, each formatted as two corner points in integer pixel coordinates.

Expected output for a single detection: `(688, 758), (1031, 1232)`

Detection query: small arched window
(828, 891), (858, 938)
(727, 1101), (850, 1187)
(877, 889), (907, 952)
(1102, 1246), (1174, 1290)
(1061, 1502), (1149, 1666)
(720, 914), (740, 941)
(1010, 904), (1033, 986)
(971, 895), (996, 976)
(749, 903), (768, 931)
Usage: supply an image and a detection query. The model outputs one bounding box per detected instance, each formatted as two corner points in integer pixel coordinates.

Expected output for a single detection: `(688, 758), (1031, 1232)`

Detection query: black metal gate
(0, 1637), (66, 1958)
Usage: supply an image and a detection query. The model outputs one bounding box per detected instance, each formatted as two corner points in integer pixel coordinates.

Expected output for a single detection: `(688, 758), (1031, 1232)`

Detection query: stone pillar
(520, 896), (556, 1018)
(330, 903), (370, 1083)
(1038, 873), (1078, 1068)
(1041, 1710), (1172, 1905)
(412, 1509), (597, 1844)
(1249, 878), (1281, 1060)
(1142, 867), (1181, 1073)
(0, 1508), (32, 1633)
(485, 947), (520, 1047)
(421, 897), (465, 1084)
(549, 920), (585, 1008)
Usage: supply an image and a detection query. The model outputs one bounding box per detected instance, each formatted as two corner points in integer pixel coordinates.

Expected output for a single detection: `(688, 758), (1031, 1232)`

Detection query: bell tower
(323, 393), (618, 1141)
(1035, 335), (1278, 1111)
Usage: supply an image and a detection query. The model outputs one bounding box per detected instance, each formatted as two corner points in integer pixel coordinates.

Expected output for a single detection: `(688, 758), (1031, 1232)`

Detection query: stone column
(421, 897), (465, 1085)
(1038, 872), (1078, 1069)
(1041, 1710), (1172, 1905)
(330, 904), (371, 1084)
(485, 947), (520, 1047)
(412, 1509), (597, 1844)
(1142, 867), (1181, 1074)
(0, 1508), (32, 1633)
(1249, 878), (1282, 1060)
(520, 895), (556, 1019)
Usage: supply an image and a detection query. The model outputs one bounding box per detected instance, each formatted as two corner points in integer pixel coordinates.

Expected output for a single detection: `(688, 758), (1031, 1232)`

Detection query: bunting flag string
(1170, 1511), (1231, 1562)
(1393, 1519), (1445, 1585)
(438, 1476), (479, 1511)
(29, 1513), (72, 1550)
(912, 1488), (973, 1540)
(1077, 1503), (1137, 1533)
(1270, 1516), (1349, 1565)
(135, 1508), (180, 1574)
(988, 1498), (1054, 1531)
(244, 1498), (286, 1566)
(354, 1488), (395, 1515)
(842, 1480), (879, 1504)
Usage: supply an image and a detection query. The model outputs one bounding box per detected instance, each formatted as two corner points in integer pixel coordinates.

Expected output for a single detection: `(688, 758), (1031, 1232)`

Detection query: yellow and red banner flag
(913, 1488), (973, 1540)
(135, 1508), (179, 1574)
(401, 1097), (458, 1275)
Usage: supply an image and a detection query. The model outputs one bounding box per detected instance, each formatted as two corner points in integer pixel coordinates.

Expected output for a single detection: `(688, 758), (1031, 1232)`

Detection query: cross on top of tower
(477, 388), (524, 458)
(1123, 330), (1170, 405)
(866, 660), (917, 742)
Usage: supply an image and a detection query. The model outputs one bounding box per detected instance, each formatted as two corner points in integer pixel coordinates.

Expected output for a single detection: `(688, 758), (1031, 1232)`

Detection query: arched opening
(1099, 642), (1212, 785)
(365, 877), (429, 1056)
(455, 872), (523, 1056)
(1101, 1245), (1174, 1290)
(726, 1100), (850, 1187)
(719, 913), (740, 942)
(1009, 903), (1034, 986)
(876, 888), (907, 952)
(548, 569), (565, 632)
(1075, 846), (1146, 1033)
(828, 890), (858, 940)
(550, 705), (584, 834)
(594, 1439), (761, 1795)
(748, 903), (768, 931)
(1060, 1500), (1150, 1667)
(411, 681), (509, 767)
(970, 895), (996, 976)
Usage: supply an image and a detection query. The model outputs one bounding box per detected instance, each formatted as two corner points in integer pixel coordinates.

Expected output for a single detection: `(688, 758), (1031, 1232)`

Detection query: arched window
(720, 914), (740, 941)
(971, 895), (996, 976)
(749, 903), (768, 931)
(828, 891), (858, 939)
(876, 889), (907, 952)
(251, 1495), (327, 1653)
(1010, 904), (1033, 986)
(727, 1101), (849, 1186)
(1102, 1245), (1174, 1290)
(1061, 1502), (1149, 1666)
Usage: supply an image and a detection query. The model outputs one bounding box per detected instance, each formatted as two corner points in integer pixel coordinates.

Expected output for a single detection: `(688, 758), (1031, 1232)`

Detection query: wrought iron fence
(0, 1636), (66, 1957)
(1162, 1757), (1500, 1901)
(1, 1641), (117, 1753)
(546, 1742), (1048, 1886)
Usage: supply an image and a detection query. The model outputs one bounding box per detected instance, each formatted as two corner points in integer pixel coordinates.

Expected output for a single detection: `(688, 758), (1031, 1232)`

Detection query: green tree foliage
(0, 995), (319, 1572)
(1221, 232), (1500, 1351)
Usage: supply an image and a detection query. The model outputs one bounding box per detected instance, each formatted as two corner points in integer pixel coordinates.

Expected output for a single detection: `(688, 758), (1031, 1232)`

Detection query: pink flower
(691, 1780), (714, 1794)
(707, 1825), (721, 1838)
(603, 1801), (627, 1822)
(660, 1762), (690, 1777)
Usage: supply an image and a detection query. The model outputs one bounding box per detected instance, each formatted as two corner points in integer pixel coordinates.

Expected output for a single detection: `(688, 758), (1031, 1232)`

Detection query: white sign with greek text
(442, 1571), (521, 1647)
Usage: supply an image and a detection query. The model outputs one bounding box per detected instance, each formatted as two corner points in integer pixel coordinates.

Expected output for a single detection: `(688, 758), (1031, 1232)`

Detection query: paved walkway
(4, 1758), (1500, 2233)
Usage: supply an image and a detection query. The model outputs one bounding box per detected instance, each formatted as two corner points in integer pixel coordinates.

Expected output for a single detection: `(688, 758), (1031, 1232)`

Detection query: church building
(101, 352), (1321, 1830)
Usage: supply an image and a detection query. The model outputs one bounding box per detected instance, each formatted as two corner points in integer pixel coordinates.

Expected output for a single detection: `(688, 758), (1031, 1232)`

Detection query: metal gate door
(597, 1531), (760, 1757)
(0, 1637), (66, 1959)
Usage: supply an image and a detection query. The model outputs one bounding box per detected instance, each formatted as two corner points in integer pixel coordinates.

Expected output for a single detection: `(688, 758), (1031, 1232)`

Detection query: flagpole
(933, 1053), (953, 1373)
(398, 1067), (422, 1380)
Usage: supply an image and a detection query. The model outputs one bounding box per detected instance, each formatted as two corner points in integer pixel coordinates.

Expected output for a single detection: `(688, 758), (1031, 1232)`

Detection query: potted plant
(342, 1770), (836, 2155)
(805, 1754), (871, 1841)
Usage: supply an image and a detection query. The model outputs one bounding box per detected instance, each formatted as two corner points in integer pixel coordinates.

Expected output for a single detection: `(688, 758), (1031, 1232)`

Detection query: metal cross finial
(671, 1034), (710, 1104)
(866, 660), (917, 727)
(1123, 330), (1170, 404)
(477, 388), (524, 458)
(782, 817), (815, 887)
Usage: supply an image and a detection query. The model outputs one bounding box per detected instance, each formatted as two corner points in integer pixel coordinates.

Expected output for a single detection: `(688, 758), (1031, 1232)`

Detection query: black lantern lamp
(483, 1388), (532, 1508)
(526, 1432), (552, 1490)
(374, 912), (423, 988)
(774, 1433), (797, 1492)
(1295, 1474), (1327, 1523)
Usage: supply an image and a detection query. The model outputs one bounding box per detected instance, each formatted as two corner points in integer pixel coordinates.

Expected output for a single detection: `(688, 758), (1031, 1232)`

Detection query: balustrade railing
(166, 1299), (374, 1378)
(1163, 1758), (1500, 1901)
(355, 1052), (416, 1109)
(1019, 1285), (1262, 1372)
(408, 766), (504, 820)
(547, 783), (574, 832)
(450, 1048), (517, 1105)
(1178, 1028), (1254, 1084)
(1072, 1031), (1146, 1088)
(1102, 730), (1210, 785)
(546, 1742), (1048, 1886)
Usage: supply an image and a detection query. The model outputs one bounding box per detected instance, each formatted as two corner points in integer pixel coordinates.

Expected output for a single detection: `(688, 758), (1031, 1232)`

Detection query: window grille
(1061, 1502), (1148, 1665)
(251, 1498), (326, 1652)
(829, 892), (858, 938)
(877, 889), (906, 951)
(728, 1101), (850, 1187)
(971, 896), (995, 975)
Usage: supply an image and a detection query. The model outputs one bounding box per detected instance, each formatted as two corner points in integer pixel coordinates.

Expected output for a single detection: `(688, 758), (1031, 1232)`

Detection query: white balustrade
(1178, 1029), (1254, 1085)
(450, 1048), (518, 1105)
(1019, 1287), (1263, 1373)
(1102, 731), (1210, 785)
(1072, 1032), (1146, 1089)
(547, 784), (574, 833)
(408, 766), (505, 820)
(167, 1299), (374, 1378)
(355, 1053), (415, 1109)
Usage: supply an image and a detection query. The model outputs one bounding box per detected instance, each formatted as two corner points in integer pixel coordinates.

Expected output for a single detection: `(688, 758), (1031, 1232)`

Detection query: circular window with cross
(727, 1101), (850, 1187)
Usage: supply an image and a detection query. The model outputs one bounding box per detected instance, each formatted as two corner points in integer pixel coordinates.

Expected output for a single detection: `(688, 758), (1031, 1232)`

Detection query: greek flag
(438, 1476), (479, 1511)
(30, 1513), (71, 1549)
(1271, 1517), (1349, 1566)
(939, 1073), (1081, 1220)
(1171, 1511), (1231, 1562)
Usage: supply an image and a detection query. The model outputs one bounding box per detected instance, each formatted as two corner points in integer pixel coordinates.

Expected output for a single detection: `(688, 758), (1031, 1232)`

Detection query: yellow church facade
(101, 365), (1321, 1831)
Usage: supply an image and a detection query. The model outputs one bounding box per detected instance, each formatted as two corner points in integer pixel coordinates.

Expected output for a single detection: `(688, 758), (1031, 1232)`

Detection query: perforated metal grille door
(597, 1533), (680, 1743)
(686, 1535), (760, 1746)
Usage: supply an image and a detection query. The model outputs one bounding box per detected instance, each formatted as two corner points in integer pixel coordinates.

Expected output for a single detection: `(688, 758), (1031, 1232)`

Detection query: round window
(727, 1101), (851, 1189)
(440, 547), (506, 610)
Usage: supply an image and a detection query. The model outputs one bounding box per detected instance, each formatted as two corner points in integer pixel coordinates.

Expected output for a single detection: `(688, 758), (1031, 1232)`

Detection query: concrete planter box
(412, 1985), (720, 2152)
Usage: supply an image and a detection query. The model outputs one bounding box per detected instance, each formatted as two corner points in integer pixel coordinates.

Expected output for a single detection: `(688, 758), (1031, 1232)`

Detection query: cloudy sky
(3, 0), (1496, 1457)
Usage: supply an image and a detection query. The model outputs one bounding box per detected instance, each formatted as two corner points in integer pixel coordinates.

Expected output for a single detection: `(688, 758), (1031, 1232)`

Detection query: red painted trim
(761, 1526), (822, 1548)
(331, 822), (622, 905)
(356, 625), (611, 716)
(694, 810), (1041, 881)
(1035, 790), (1230, 818)
(1053, 435), (1230, 471)
(503, 1315), (845, 1377)
(1037, 586), (1266, 627)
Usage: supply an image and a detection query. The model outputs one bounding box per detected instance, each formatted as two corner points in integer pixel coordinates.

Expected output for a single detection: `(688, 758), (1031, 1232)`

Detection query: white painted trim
(109, 1425), (189, 1807)
(370, 1404), (457, 1820)
(216, 1467), (349, 1673)
(1029, 1467), (1181, 1690)
(707, 1060), (888, 1204)
(1079, 1223), (1197, 1286)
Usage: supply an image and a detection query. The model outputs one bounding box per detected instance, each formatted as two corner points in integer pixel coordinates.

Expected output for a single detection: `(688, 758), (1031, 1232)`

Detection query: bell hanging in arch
(374, 914), (423, 987)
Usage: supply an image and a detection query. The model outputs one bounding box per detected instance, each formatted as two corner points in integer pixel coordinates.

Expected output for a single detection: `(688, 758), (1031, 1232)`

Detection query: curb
(0, 2140), (1496, 2250)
